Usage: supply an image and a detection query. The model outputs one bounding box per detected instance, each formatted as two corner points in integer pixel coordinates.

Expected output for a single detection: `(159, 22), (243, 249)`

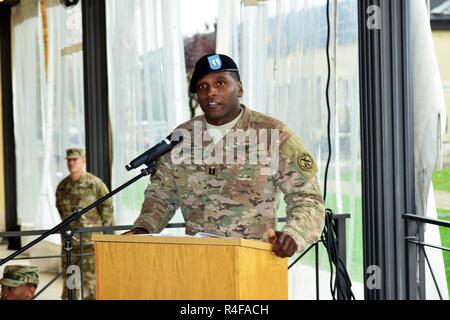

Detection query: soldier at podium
(125, 54), (325, 258)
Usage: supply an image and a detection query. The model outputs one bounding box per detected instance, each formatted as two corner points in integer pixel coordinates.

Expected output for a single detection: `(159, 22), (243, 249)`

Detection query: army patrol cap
(0, 265), (39, 288)
(65, 148), (86, 160)
(189, 53), (240, 94)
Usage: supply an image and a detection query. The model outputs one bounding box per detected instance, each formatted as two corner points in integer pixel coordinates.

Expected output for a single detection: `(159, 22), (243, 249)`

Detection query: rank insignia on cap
(189, 53), (239, 93)
(208, 54), (222, 70)
(298, 153), (313, 172)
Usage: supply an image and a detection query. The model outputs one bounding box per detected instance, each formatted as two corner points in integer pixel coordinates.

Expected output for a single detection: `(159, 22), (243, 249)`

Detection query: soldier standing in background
(124, 54), (325, 258)
(55, 148), (114, 300)
(0, 265), (40, 300)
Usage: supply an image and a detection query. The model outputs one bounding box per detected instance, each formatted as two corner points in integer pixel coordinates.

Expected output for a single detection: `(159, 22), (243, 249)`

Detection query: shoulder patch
(249, 109), (284, 130)
(298, 153), (314, 172)
(280, 133), (318, 180)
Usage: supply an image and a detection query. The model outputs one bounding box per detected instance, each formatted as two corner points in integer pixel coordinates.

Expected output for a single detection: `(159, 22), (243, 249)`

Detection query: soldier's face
(196, 72), (243, 126)
(1, 285), (35, 300)
(67, 158), (86, 174)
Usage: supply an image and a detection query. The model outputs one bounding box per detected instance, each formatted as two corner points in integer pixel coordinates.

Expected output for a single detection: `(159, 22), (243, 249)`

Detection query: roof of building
(431, 0), (450, 16)
(431, 0), (450, 29)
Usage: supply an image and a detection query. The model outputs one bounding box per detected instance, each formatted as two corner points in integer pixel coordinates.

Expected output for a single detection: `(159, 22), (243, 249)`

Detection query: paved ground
(443, 142), (450, 168)
(436, 142), (450, 211)
(436, 191), (450, 211)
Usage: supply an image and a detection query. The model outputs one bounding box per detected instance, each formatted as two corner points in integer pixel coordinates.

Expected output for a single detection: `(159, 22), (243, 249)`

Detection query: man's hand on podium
(268, 229), (298, 258)
(122, 227), (148, 235)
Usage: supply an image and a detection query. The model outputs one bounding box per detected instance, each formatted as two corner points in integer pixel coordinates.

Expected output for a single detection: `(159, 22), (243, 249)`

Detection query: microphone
(125, 134), (183, 171)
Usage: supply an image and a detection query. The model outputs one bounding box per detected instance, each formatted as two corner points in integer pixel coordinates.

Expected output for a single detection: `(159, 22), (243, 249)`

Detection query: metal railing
(1, 215), (349, 300)
(403, 213), (450, 300)
(0, 224), (135, 300)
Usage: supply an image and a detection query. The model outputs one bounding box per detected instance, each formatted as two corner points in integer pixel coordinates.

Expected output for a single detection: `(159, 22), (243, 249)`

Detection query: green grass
(340, 171), (361, 184)
(121, 180), (147, 209)
(326, 170), (362, 184)
(325, 194), (363, 283)
(278, 193), (364, 284)
(437, 208), (450, 297)
(277, 166), (449, 295)
(433, 168), (450, 296)
(433, 168), (450, 192)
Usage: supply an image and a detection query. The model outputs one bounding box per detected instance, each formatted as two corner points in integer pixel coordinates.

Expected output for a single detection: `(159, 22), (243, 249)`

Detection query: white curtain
(411, 0), (449, 300)
(12, 0), (85, 243)
(46, 0), (85, 179)
(216, 0), (363, 299)
(44, 0), (85, 239)
(12, 0), (48, 232)
(216, 0), (241, 65)
(106, 0), (189, 226)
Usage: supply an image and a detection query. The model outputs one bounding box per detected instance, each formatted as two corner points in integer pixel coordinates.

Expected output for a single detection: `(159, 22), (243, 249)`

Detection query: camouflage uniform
(55, 149), (114, 300)
(133, 105), (325, 253)
(0, 265), (39, 288)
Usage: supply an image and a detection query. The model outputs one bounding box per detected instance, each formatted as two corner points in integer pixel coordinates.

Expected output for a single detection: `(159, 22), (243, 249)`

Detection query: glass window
(418, 0), (450, 299)
(107, 0), (363, 299)
(216, 0), (363, 299)
(106, 0), (190, 226)
(11, 0), (85, 240)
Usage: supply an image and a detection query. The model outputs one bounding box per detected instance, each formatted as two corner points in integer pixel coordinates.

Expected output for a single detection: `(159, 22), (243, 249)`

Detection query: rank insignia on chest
(237, 144), (260, 153)
(207, 166), (217, 176)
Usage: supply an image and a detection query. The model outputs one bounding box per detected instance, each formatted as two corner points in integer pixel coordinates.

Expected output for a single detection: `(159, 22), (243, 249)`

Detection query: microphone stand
(0, 163), (156, 300)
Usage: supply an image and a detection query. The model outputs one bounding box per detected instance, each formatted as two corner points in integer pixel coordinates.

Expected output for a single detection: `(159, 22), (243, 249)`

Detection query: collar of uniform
(201, 104), (250, 132)
(190, 105), (253, 164)
(200, 104), (249, 146)
(207, 105), (253, 165)
(69, 172), (87, 186)
(79, 172), (88, 183)
(227, 104), (251, 151)
(235, 104), (251, 131)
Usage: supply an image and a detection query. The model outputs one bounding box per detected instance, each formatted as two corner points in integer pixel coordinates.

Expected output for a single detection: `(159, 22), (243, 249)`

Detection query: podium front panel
(94, 235), (288, 300)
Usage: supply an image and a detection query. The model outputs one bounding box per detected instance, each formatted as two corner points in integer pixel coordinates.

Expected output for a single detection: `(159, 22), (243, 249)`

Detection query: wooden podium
(92, 234), (288, 300)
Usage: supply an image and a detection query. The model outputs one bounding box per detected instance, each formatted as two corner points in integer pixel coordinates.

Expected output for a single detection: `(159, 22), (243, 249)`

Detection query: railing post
(405, 218), (421, 299)
(0, 5), (20, 251)
(334, 214), (348, 267)
(334, 214), (348, 300)
(315, 243), (320, 300)
(80, 232), (84, 300)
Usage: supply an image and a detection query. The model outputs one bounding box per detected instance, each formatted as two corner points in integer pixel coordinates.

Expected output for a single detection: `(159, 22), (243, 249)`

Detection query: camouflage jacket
(133, 105), (325, 253)
(56, 172), (114, 247)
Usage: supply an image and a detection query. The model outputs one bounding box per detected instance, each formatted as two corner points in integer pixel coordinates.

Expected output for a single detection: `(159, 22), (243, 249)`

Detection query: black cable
(288, 0), (355, 300)
(323, 0), (333, 205)
(321, 209), (355, 300)
(321, 0), (354, 300)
